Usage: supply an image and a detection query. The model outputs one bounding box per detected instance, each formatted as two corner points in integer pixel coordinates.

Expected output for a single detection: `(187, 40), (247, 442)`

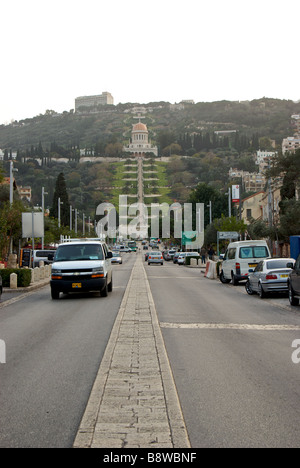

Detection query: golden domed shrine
(123, 120), (158, 157)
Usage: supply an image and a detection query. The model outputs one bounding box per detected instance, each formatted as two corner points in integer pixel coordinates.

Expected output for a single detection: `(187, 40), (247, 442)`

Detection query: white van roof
(228, 240), (269, 247)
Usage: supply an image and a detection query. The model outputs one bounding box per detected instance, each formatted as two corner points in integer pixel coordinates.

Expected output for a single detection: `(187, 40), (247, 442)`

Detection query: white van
(220, 240), (271, 285)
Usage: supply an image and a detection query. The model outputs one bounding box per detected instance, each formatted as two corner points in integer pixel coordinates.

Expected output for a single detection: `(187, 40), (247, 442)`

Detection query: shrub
(0, 269), (32, 287)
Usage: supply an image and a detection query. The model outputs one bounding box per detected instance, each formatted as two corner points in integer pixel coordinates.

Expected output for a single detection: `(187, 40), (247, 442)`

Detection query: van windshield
(54, 244), (104, 262)
(239, 246), (269, 259)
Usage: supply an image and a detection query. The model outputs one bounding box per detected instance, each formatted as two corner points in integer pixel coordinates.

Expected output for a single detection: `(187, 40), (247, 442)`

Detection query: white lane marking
(160, 322), (300, 331)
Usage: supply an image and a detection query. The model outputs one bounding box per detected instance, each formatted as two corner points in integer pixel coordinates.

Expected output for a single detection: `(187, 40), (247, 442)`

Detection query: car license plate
(72, 283), (82, 289)
(249, 264), (257, 268)
(280, 274), (288, 278)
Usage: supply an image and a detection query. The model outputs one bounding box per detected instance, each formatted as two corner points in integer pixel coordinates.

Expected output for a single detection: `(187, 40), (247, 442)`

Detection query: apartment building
(282, 114), (300, 154)
(75, 92), (114, 111)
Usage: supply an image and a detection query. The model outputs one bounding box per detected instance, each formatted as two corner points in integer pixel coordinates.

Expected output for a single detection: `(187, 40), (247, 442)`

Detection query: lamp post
(225, 187), (231, 218)
(207, 201), (212, 224)
(9, 160), (18, 205)
(58, 198), (63, 228)
(42, 187), (48, 249)
(9, 160), (18, 254)
(70, 205), (74, 231)
(75, 208), (78, 234)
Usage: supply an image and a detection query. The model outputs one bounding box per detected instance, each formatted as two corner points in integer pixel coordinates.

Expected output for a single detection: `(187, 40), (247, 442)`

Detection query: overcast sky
(1, 0), (299, 125)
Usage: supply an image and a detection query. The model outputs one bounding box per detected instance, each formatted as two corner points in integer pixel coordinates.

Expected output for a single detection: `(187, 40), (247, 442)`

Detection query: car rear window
(266, 260), (293, 269)
(239, 246), (269, 259)
(36, 250), (55, 257)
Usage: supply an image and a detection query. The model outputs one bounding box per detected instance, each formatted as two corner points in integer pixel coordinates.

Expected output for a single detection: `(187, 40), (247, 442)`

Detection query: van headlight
(51, 268), (62, 274)
(92, 267), (104, 273)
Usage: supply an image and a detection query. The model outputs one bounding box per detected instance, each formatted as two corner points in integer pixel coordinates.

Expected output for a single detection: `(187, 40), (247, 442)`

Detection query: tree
(187, 183), (228, 227)
(0, 201), (23, 260)
(50, 172), (70, 226)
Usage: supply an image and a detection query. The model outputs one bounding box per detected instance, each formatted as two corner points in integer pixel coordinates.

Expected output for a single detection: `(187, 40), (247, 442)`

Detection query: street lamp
(225, 187), (231, 218)
(58, 198), (63, 228)
(9, 160), (18, 205)
(207, 201), (212, 224)
(70, 205), (74, 231)
(42, 187), (48, 249)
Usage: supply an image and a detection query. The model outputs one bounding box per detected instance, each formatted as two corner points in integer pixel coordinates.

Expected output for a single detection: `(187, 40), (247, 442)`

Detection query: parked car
(245, 258), (295, 298)
(177, 253), (187, 265)
(288, 254), (300, 306)
(33, 249), (56, 268)
(173, 252), (181, 263)
(220, 240), (271, 285)
(0, 274), (2, 299)
(111, 251), (122, 264)
(50, 240), (113, 299)
(148, 251), (164, 265)
(164, 249), (176, 261)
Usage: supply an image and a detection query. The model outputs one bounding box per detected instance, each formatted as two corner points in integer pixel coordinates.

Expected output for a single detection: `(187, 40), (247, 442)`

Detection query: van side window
(228, 248), (236, 260)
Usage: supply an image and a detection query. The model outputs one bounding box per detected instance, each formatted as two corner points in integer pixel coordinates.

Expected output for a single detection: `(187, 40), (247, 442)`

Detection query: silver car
(148, 251), (164, 265)
(111, 251), (122, 264)
(245, 258), (295, 298)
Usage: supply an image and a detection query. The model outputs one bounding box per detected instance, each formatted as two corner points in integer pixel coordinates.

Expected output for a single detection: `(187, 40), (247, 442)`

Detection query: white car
(177, 253), (187, 265)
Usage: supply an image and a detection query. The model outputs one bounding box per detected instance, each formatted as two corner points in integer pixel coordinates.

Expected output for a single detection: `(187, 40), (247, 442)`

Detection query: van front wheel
(220, 271), (230, 284)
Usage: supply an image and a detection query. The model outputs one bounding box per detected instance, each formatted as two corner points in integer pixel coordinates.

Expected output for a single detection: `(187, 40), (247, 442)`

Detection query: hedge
(0, 269), (32, 287)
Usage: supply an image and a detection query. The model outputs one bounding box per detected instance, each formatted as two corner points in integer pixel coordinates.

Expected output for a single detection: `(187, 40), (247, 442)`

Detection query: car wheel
(51, 288), (60, 300)
(100, 279), (108, 297)
(289, 284), (299, 306)
(108, 277), (113, 292)
(231, 273), (239, 286)
(245, 279), (254, 295)
(258, 283), (266, 299)
(220, 271), (230, 284)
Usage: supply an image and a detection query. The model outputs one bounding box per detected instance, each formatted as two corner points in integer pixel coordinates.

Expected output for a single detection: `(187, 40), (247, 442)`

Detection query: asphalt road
(0, 253), (136, 448)
(1, 253), (300, 448)
(145, 260), (300, 448)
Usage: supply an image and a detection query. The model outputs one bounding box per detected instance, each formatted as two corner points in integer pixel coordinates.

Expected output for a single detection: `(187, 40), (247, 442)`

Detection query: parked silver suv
(50, 240), (113, 300)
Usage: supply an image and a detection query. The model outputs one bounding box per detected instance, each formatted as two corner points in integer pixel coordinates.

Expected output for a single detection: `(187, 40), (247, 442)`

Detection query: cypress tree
(50, 172), (70, 226)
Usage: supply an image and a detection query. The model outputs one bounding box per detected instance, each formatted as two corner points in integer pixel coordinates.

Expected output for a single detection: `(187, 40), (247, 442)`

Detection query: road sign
(218, 231), (239, 240)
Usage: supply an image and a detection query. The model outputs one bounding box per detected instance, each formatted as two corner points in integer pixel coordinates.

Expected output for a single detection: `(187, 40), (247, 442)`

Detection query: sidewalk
(73, 254), (190, 449)
(1, 278), (50, 307)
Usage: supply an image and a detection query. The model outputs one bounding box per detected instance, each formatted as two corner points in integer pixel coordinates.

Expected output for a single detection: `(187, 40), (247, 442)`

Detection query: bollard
(10, 272), (18, 289)
(39, 266), (45, 280)
(34, 267), (40, 282)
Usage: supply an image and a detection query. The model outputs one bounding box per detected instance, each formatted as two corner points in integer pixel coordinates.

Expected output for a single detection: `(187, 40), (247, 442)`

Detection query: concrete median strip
(73, 255), (190, 449)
